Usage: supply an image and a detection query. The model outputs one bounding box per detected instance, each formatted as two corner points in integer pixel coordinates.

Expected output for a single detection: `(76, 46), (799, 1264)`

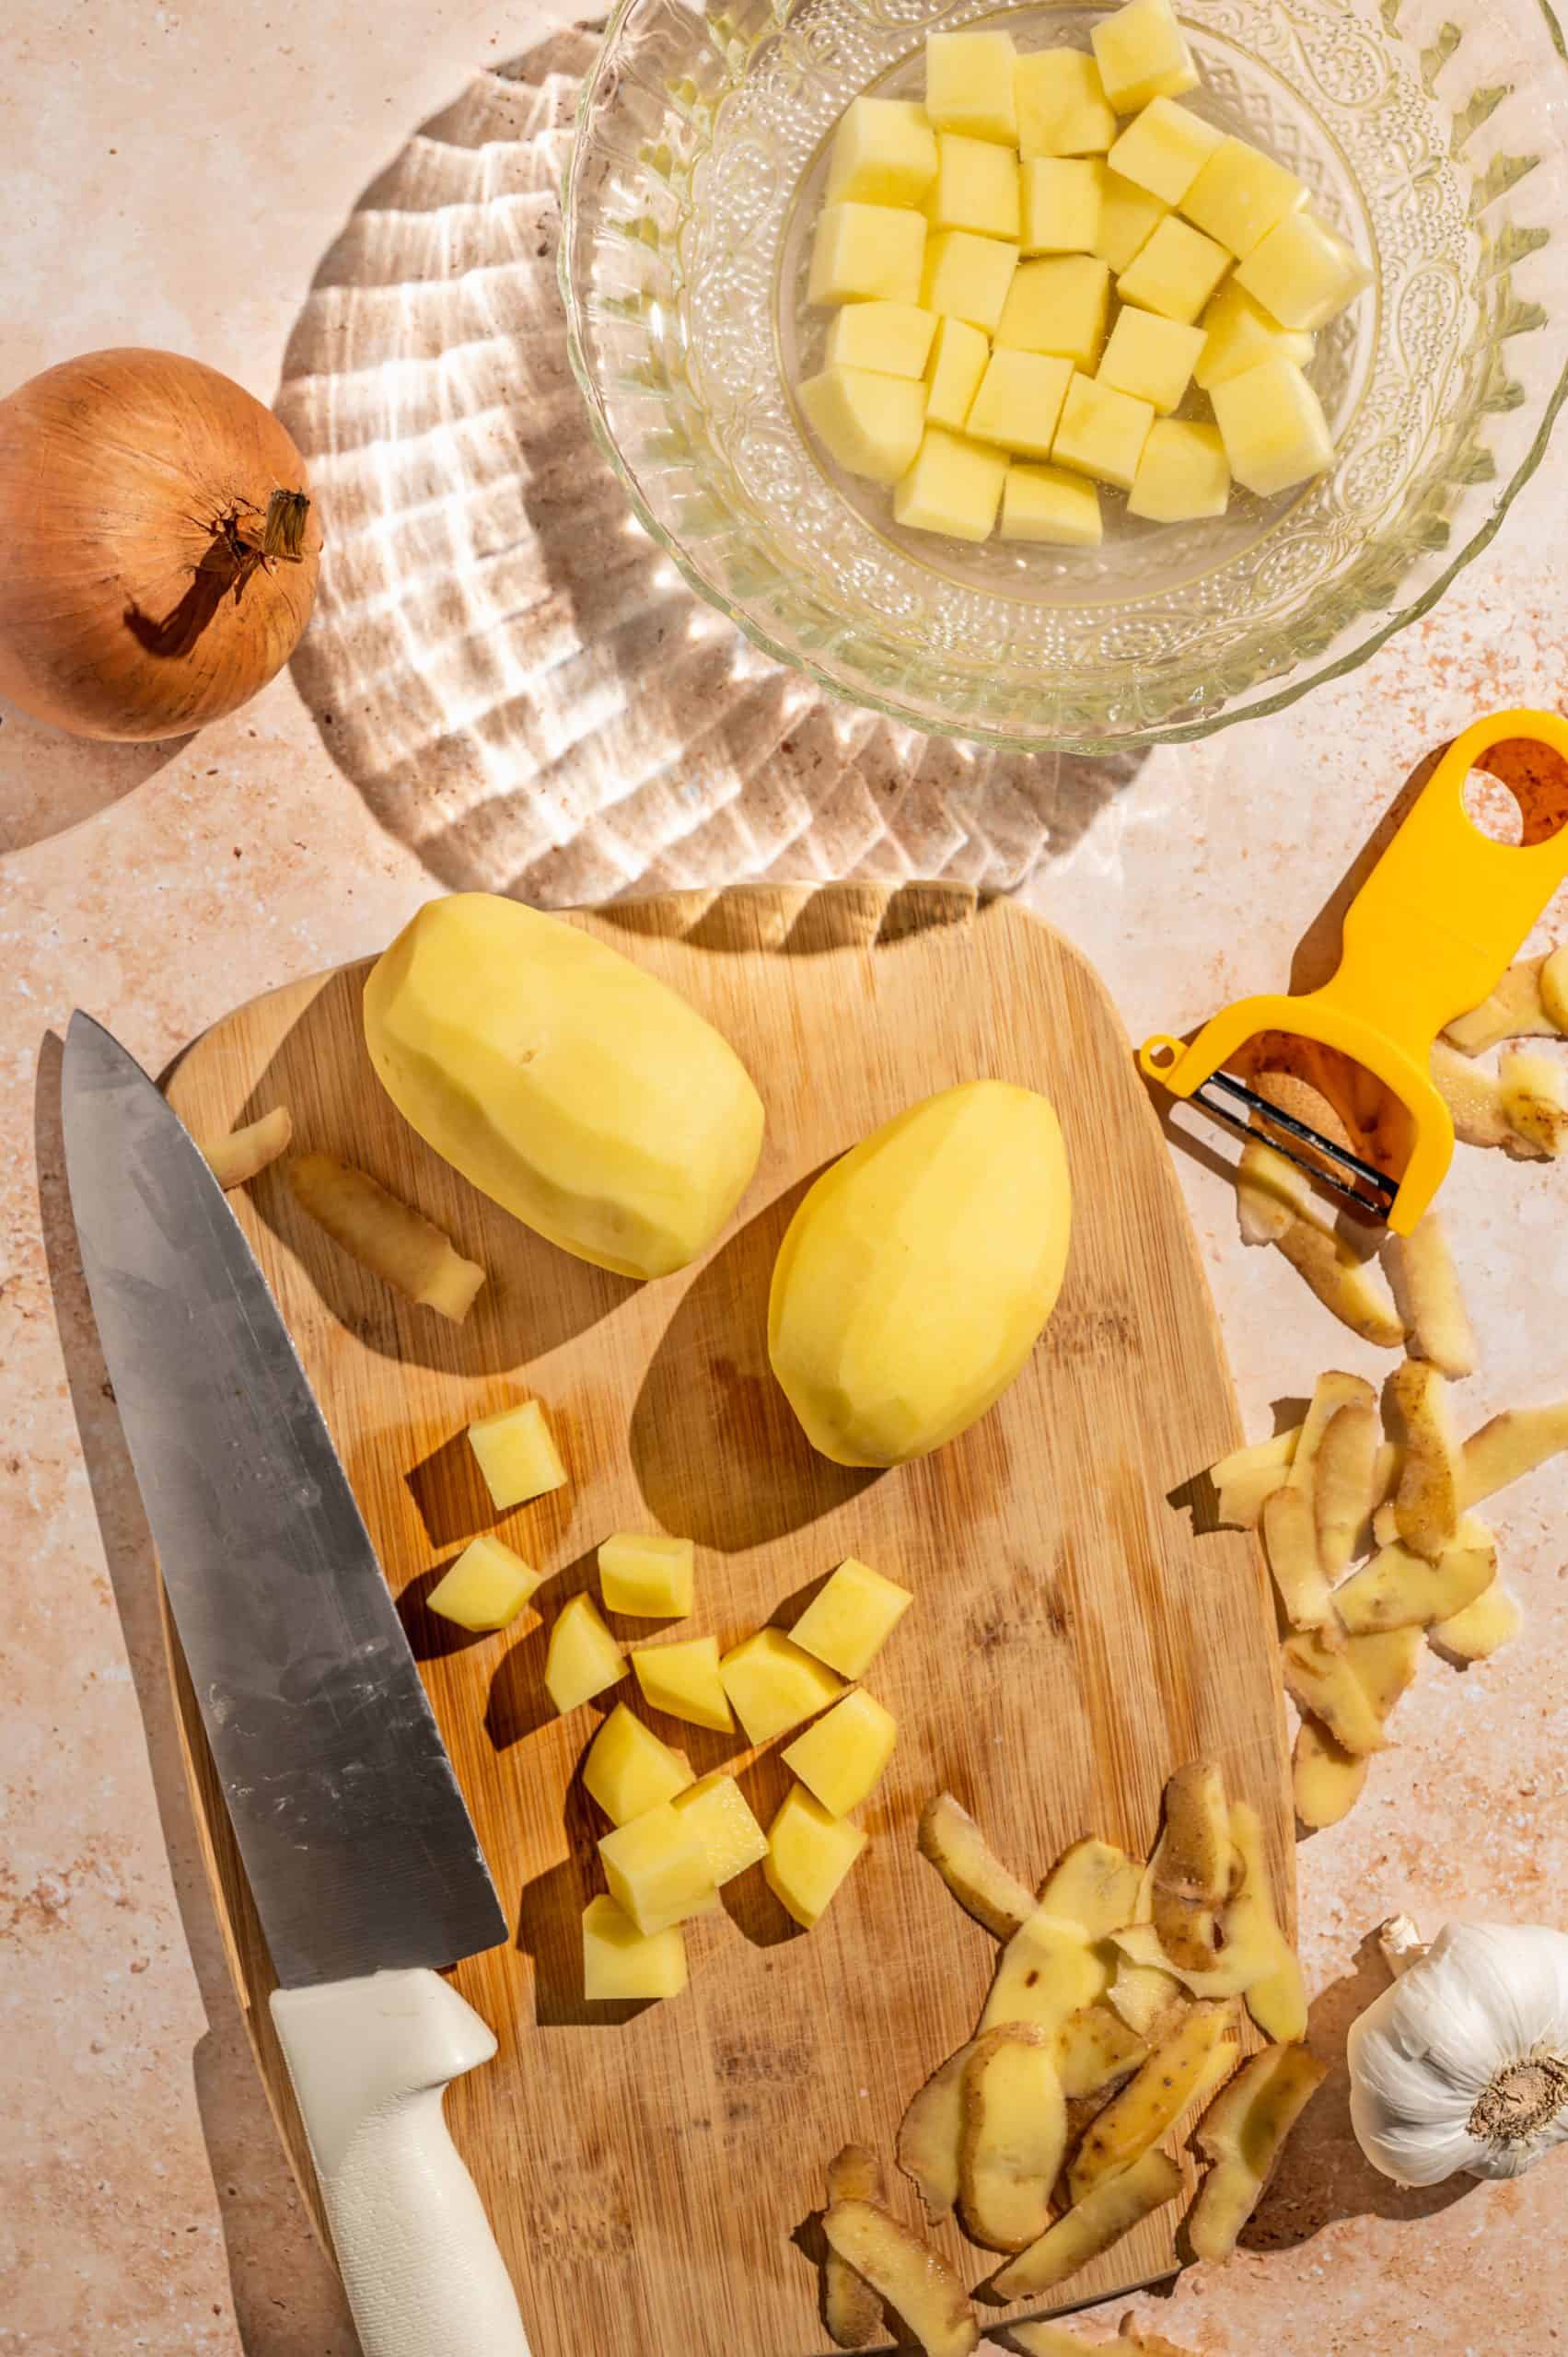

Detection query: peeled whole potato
(768, 1081), (1072, 1466)
(364, 896), (764, 1280)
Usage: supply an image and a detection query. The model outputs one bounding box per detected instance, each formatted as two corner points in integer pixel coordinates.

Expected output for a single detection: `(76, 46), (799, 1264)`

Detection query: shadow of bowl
(275, 30), (1147, 908)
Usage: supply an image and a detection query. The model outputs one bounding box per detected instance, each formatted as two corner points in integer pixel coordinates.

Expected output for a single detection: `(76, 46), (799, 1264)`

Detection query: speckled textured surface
(2, 3), (1565, 2351)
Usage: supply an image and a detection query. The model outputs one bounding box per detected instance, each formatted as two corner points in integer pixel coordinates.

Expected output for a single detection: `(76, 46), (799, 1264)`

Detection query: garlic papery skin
(1348, 1921), (1568, 2186)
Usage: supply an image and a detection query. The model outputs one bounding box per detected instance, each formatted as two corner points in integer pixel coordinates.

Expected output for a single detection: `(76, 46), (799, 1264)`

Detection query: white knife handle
(272, 1968), (530, 2357)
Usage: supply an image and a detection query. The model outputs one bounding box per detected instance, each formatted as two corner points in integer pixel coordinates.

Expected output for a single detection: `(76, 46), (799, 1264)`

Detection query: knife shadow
(33, 1030), (364, 2357)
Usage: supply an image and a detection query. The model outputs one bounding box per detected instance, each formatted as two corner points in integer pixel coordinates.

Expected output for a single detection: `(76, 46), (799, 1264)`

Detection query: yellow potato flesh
(768, 1080), (1072, 1466)
(364, 894), (764, 1280)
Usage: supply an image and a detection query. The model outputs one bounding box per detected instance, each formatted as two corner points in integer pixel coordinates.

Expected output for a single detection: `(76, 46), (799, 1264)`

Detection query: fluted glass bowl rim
(561, 0), (1568, 755)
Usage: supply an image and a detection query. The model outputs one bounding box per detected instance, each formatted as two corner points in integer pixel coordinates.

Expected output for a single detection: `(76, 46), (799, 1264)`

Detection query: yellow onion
(0, 347), (320, 741)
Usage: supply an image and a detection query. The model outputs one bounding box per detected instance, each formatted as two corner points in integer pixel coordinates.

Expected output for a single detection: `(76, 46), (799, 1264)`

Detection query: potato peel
(822, 2199), (978, 2357)
(288, 1152), (486, 1322)
(1443, 956), (1551, 1055)
(1430, 1581), (1523, 1663)
(989, 2147), (1183, 2300)
(1313, 1399), (1379, 1579)
(1038, 1838), (1144, 1940)
(1052, 2003), (1150, 2099)
(825, 2145), (885, 2348)
(1187, 2042), (1328, 2262)
(898, 2044), (972, 2223)
(1068, 2002), (1235, 2201)
(918, 1794), (1034, 1941)
(958, 2025), (1068, 2253)
(1292, 1715), (1370, 1828)
(981, 1907), (1107, 2035)
(1387, 1213), (1477, 1380)
(1499, 1048), (1568, 1157)
(1333, 1528), (1496, 1633)
(1261, 1484), (1334, 1630)
(1389, 1360), (1462, 1561)
(1225, 1801), (1307, 2043)
(200, 1103), (293, 1190)
(1273, 1218), (1405, 1349)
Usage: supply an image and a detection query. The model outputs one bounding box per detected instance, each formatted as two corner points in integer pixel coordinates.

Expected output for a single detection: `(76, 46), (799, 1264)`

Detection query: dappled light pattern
(277, 29), (1141, 906)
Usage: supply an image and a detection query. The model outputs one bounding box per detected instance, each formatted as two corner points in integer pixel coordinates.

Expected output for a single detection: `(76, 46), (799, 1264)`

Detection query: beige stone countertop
(3, 2), (1566, 2351)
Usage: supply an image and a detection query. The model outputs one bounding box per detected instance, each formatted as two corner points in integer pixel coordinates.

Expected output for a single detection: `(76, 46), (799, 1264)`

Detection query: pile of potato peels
(815, 1767), (1322, 2353)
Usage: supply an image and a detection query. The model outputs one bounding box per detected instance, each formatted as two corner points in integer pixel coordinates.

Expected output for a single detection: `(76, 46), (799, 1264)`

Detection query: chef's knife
(62, 1014), (530, 2357)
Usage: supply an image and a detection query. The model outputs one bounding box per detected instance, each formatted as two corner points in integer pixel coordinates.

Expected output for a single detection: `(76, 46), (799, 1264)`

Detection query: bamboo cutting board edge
(161, 881), (1291, 2353)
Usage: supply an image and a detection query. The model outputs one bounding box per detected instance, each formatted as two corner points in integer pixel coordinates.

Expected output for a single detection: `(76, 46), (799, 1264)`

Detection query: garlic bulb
(1348, 1919), (1568, 2186)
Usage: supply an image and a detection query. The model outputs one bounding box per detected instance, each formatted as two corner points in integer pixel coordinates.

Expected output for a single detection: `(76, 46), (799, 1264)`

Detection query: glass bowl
(562, 0), (1568, 752)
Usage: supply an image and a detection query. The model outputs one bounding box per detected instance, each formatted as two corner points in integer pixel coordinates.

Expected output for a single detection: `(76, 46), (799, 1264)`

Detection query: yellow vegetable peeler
(1139, 708), (1568, 1237)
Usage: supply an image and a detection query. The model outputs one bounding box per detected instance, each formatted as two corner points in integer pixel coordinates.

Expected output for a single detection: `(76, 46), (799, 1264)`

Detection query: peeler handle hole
(1461, 737), (1568, 849)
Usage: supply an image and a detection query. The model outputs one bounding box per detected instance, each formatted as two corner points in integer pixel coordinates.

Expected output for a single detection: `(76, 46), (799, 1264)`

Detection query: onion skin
(0, 348), (321, 741)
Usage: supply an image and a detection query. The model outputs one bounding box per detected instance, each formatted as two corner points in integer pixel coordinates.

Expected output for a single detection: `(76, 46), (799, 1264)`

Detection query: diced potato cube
(791, 1558), (913, 1678)
(1211, 353), (1334, 494)
(632, 1633), (735, 1732)
(1194, 281), (1314, 389)
(583, 1702), (693, 1825)
(922, 228), (1019, 331)
(893, 426), (1008, 540)
(1091, 0), (1199, 114)
(582, 1894), (687, 2003)
(1021, 158), (1104, 255)
(544, 1593), (626, 1715)
(1109, 99), (1223, 205)
(1094, 169), (1168, 273)
(1236, 209), (1373, 330)
(1181, 134), (1308, 259)
(825, 299), (938, 379)
(925, 132), (1020, 238)
(967, 349), (1074, 458)
(1097, 304), (1205, 412)
(1051, 371), (1155, 489)
(598, 1801), (717, 1935)
(466, 1398), (565, 1511)
(809, 202), (926, 306)
(1016, 47), (1116, 157)
(718, 1627), (846, 1744)
(827, 97), (939, 207)
(598, 1528), (695, 1618)
(923, 313), (990, 430)
(671, 1771), (769, 1884)
(1117, 213), (1231, 321)
(996, 254), (1112, 369)
(765, 1784), (868, 1927)
(1128, 417), (1231, 519)
(1000, 461), (1103, 545)
(424, 1535), (541, 1633)
(801, 366), (926, 485)
(783, 1689), (897, 1816)
(924, 28), (1018, 145)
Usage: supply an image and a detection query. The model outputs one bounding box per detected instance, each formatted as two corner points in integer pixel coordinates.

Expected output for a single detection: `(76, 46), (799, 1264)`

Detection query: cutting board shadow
(163, 882), (1290, 2356)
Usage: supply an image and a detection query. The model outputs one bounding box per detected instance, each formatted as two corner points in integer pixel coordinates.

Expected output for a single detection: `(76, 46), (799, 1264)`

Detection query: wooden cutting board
(163, 882), (1290, 2354)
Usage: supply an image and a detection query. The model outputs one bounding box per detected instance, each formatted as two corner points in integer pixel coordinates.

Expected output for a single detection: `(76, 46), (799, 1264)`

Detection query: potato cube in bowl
(893, 427), (1008, 540)
(1194, 281), (1314, 389)
(1210, 353), (1334, 494)
(1116, 214), (1231, 322)
(1000, 463), (1103, 545)
(1108, 99), (1223, 207)
(1051, 372), (1156, 489)
(1021, 158), (1104, 255)
(1128, 418), (1232, 519)
(926, 132), (1021, 238)
(827, 98), (938, 208)
(1094, 170), (1167, 273)
(996, 255), (1112, 370)
(923, 227), (1019, 331)
(826, 300), (938, 380)
(809, 203), (926, 306)
(1181, 135), (1308, 259)
(1091, 0), (1199, 114)
(967, 349), (1074, 458)
(1097, 305), (1205, 412)
(799, 366), (927, 484)
(925, 28), (1018, 145)
(1016, 48), (1116, 158)
(923, 314), (990, 430)
(1236, 210), (1373, 331)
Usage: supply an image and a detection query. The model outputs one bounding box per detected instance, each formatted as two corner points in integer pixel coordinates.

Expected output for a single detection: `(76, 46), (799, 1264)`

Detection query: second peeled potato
(768, 1079), (1072, 1467)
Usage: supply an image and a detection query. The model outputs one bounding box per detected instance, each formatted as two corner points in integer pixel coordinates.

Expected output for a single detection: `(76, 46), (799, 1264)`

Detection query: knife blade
(63, 1013), (529, 2357)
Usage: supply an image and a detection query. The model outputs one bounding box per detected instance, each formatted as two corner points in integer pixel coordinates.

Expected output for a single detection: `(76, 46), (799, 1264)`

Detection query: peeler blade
(1189, 1072), (1399, 1223)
